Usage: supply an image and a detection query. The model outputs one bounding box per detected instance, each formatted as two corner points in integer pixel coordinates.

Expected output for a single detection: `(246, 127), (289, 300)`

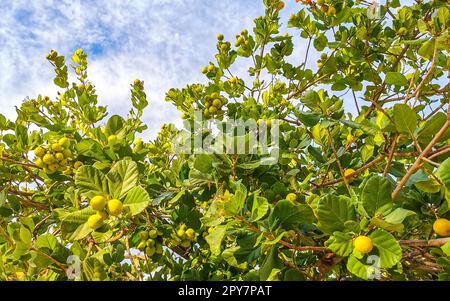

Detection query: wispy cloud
(0, 0), (308, 138)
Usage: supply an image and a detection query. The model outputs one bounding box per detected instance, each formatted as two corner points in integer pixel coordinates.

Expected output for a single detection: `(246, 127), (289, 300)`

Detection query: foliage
(0, 0), (449, 281)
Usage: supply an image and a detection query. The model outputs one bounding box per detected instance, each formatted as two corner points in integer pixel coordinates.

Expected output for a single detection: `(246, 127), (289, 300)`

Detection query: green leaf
(360, 175), (393, 217)
(259, 246), (283, 281)
(442, 241), (450, 256)
(123, 186), (151, 216)
(385, 72), (408, 86)
(384, 208), (416, 224)
(193, 154), (214, 173)
(325, 231), (354, 256)
(205, 225), (227, 256)
(35, 234), (58, 252)
(393, 104), (417, 136)
(437, 158), (450, 191)
(347, 254), (371, 280)
(105, 115), (125, 136)
(107, 159), (139, 199)
(418, 38), (435, 60)
(74, 166), (109, 199)
(316, 195), (355, 234)
(313, 34), (328, 51)
(19, 226), (32, 245)
(251, 196), (269, 221)
(61, 208), (96, 241)
(224, 189), (246, 215)
(369, 229), (402, 268)
(269, 200), (314, 230)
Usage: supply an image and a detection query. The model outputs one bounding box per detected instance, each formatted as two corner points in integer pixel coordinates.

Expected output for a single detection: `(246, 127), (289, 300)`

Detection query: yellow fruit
(90, 196), (107, 211)
(87, 214), (103, 230)
(208, 227), (214, 234)
(35, 158), (44, 168)
(55, 152), (65, 161)
(63, 149), (72, 158)
(62, 167), (72, 175)
(177, 229), (185, 238)
(108, 135), (118, 145)
(107, 199), (123, 216)
(207, 65), (215, 72)
(74, 161), (83, 169)
(217, 34), (224, 41)
(327, 6), (336, 16)
(51, 143), (62, 152)
(186, 228), (195, 240)
(344, 168), (356, 180)
(146, 239), (155, 247)
(212, 99), (222, 108)
(48, 163), (59, 173)
(149, 229), (158, 239)
(34, 146), (46, 158)
(354, 236), (373, 254)
(137, 242), (146, 250)
(433, 218), (450, 236)
(286, 193), (298, 202)
(58, 137), (70, 148)
(278, 1), (285, 9)
(42, 154), (55, 164)
(96, 211), (108, 221)
(201, 67), (208, 74)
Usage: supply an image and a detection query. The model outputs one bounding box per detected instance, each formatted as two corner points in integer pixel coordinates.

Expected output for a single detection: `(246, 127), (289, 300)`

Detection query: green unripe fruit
(186, 228), (195, 240)
(55, 153), (65, 161)
(87, 214), (103, 230)
(217, 34), (224, 41)
(34, 146), (46, 158)
(90, 196), (107, 211)
(137, 241), (146, 251)
(145, 246), (156, 257)
(63, 149), (72, 158)
(209, 106), (218, 114)
(35, 158), (44, 168)
(286, 193), (298, 203)
(107, 199), (123, 216)
(212, 99), (222, 108)
(139, 231), (149, 240)
(201, 67), (208, 74)
(289, 138), (299, 148)
(43, 154), (55, 165)
(58, 137), (70, 148)
(149, 229), (158, 239)
(146, 239), (155, 247)
(397, 27), (407, 36)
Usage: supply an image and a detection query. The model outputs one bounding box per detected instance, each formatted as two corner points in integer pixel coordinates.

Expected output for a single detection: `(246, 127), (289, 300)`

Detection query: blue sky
(0, 0), (302, 139)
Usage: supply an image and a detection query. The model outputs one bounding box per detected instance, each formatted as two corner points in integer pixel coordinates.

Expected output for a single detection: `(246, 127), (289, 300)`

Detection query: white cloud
(0, 1), (313, 139)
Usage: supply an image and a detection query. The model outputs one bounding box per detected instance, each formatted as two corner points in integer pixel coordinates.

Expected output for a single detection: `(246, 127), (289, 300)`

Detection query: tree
(0, 0), (449, 281)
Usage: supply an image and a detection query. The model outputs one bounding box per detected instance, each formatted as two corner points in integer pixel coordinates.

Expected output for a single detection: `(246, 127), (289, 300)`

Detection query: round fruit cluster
(433, 218), (450, 236)
(169, 224), (196, 249)
(216, 34), (231, 53)
(234, 29), (249, 47)
(33, 137), (75, 175)
(201, 63), (217, 75)
(136, 229), (164, 257)
(87, 195), (123, 230)
(203, 92), (226, 117)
